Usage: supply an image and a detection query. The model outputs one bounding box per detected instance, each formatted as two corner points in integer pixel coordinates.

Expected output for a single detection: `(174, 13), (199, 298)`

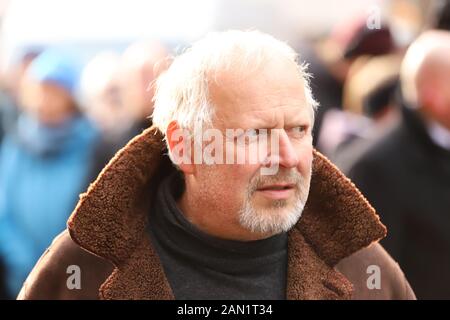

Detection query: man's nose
(275, 129), (299, 169)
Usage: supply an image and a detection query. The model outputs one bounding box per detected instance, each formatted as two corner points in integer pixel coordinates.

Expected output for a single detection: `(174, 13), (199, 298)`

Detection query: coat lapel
(99, 236), (174, 300)
(67, 127), (386, 300)
(286, 229), (353, 300)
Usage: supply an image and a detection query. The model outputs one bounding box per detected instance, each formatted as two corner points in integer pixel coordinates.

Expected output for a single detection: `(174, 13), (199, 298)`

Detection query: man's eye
(247, 128), (263, 137)
(244, 128), (269, 139)
(288, 126), (307, 136)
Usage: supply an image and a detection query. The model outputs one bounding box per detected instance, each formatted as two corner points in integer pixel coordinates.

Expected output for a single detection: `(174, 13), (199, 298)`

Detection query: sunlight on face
(194, 57), (314, 236)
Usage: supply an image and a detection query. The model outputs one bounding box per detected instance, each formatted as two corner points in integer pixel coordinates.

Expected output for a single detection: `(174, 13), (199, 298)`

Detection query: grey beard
(238, 169), (311, 235)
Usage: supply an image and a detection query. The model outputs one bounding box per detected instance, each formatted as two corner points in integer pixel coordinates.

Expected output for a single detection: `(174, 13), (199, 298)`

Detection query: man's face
(120, 63), (155, 121)
(421, 68), (450, 130)
(88, 83), (132, 134)
(192, 58), (314, 238)
(414, 48), (450, 130)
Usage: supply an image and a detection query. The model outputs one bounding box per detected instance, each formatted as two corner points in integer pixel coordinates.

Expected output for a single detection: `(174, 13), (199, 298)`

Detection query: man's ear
(166, 120), (196, 175)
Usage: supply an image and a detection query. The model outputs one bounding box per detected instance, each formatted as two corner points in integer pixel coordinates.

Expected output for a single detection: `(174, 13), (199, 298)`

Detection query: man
(18, 31), (414, 300)
(344, 30), (450, 300)
(84, 41), (169, 182)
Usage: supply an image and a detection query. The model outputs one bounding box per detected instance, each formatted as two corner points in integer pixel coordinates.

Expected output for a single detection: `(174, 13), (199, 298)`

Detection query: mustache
(249, 169), (304, 193)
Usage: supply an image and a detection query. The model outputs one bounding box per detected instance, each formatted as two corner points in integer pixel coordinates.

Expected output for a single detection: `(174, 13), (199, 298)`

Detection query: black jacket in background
(346, 105), (450, 299)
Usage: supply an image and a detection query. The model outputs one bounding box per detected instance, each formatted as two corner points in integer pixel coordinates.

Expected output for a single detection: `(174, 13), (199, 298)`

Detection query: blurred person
(0, 49), (41, 142)
(346, 30), (450, 299)
(79, 51), (123, 136)
(87, 41), (169, 180)
(320, 54), (403, 167)
(317, 54), (402, 158)
(0, 49), (99, 297)
(0, 49), (40, 299)
(119, 40), (169, 131)
(307, 19), (395, 148)
(19, 31), (413, 300)
(341, 54), (401, 117)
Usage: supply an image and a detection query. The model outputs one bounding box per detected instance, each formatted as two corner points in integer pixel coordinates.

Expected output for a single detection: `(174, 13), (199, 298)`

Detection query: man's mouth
(256, 183), (295, 200)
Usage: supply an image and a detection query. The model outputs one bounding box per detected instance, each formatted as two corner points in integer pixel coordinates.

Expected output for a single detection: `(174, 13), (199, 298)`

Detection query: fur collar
(67, 127), (386, 299)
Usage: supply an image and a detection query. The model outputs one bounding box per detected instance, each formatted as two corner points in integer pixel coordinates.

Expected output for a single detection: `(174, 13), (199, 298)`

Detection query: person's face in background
(119, 61), (156, 121)
(417, 60), (450, 130)
(88, 80), (129, 134)
(20, 79), (77, 126)
(119, 42), (169, 123)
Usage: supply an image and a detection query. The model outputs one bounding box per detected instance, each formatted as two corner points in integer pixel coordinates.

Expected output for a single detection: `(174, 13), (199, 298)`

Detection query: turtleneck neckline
(149, 170), (288, 273)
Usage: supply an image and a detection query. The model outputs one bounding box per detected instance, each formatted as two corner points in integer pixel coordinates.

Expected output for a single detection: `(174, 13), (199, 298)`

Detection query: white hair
(152, 30), (319, 141)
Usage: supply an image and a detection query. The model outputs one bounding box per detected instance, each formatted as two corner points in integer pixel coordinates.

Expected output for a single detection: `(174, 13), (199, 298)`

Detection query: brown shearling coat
(17, 127), (415, 300)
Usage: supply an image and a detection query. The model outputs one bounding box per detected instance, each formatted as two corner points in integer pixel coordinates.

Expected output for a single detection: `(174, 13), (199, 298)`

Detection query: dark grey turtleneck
(147, 171), (288, 300)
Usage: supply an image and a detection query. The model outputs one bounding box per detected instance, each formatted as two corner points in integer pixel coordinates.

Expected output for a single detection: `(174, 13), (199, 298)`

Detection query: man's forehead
(209, 60), (309, 128)
(211, 56), (303, 91)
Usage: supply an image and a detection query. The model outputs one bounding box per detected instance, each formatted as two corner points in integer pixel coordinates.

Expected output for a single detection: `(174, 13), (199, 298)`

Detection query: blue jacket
(0, 114), (99, 296)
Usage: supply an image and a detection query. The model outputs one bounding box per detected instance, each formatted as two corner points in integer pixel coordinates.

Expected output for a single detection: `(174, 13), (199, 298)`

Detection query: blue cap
(28, 49), (80, 96)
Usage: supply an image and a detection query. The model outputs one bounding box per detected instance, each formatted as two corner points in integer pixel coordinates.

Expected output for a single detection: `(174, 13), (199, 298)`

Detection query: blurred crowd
(0, 0), (449, 300)
(304, 1), (450, 300)
(0, 40), (170, 298)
